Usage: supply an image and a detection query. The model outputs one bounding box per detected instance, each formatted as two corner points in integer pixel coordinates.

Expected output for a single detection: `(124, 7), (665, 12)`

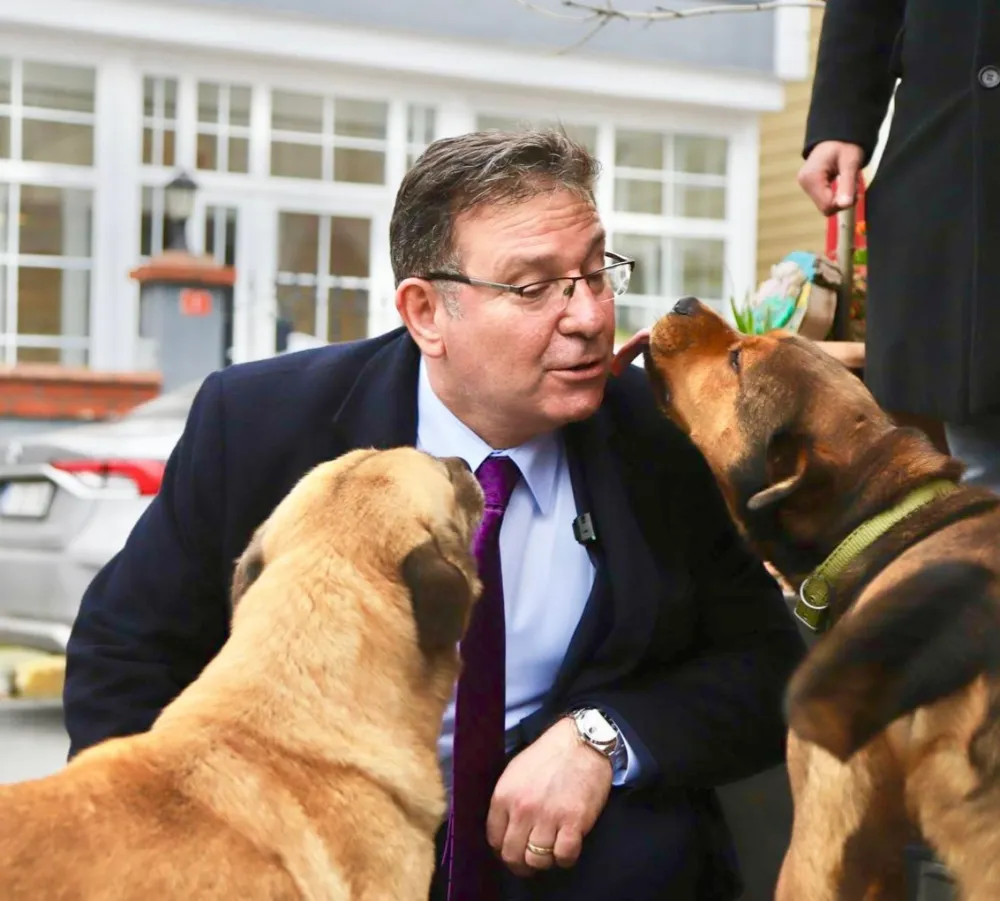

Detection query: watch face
(578, 710), (617, 746)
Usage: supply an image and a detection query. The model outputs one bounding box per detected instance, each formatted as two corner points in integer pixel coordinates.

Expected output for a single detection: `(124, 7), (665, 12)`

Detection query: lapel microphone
(572, 512), (598, 546)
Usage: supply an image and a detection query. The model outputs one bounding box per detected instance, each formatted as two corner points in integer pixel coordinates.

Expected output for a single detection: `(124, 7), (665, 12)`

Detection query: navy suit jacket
(65, 327), (804, 797)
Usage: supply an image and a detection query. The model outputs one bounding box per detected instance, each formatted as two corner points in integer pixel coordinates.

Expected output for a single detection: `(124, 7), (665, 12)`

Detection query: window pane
(230, 85), (252, 127)
(278, 212), (319, 274)
(0, 117), (8, 159)
(142, 76), (156, 118)
(674, 184), (726, 219)
(143, 77), (177, 121)
(0, 183), (8, 250)
(615, 129), (663, 170)
(163, 129), (176, 167)
(20, 186), (93, 257)
(22, 120), (93, 166)
(198, 82), (220, 124)
(17, 267), (90, 340)
(228, 136), (249, 173)
(407, 105), (436, 145)
(672, 238), (725, 299)
(334, 148), (384, 184)
(276, 284), (317, 336)
(614, 178), (662, 215)
(273, 90), (323, 134)
(329, 217), (370, 277)
(271, 141), (322, 180)
(334, 98), (387, 141)
(140, 186), (168, 258)
(23, 62), (95, 113)
(205, 206), (237, 267)
(143, 126), (177, 167)
(196, 132), (218, 171)
(674, 135), (728, 175)
(327, 288), (368, 343)
(0, 58), (10, 104)
(614, 234), (662, 296)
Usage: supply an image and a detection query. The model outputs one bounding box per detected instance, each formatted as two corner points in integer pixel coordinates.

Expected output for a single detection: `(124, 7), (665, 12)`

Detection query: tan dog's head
(230, 447), (484, 669)
(612, 297), (961, 580)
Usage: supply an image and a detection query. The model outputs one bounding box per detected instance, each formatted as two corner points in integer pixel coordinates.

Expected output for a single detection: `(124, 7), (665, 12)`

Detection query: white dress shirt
(415, 358), (639, 789)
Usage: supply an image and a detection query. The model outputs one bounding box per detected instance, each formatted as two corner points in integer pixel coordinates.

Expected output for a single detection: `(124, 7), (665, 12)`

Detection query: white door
(190, 194), (255, 365)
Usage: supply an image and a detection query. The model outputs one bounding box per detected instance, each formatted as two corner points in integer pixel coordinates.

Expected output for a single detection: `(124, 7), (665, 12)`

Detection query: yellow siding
(756, 6), (828, 285)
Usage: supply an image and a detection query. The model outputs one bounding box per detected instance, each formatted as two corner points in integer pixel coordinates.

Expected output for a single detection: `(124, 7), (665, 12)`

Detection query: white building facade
(0, 0), (809, 371)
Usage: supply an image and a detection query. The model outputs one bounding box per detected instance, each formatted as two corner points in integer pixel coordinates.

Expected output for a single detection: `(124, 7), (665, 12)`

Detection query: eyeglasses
(418, 251), (635, 316)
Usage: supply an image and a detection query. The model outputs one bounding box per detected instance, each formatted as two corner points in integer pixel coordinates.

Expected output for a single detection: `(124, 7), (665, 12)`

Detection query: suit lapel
(298, 328), (421, 475)
(550, 405), (677, 697)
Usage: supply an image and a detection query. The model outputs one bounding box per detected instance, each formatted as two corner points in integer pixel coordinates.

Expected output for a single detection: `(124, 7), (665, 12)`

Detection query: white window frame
(0, 55), (98, 366)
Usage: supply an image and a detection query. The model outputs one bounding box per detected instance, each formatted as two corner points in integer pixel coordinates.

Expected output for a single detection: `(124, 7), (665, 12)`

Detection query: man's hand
(798, 140), (866, 216)
(486, 716), (613, 877)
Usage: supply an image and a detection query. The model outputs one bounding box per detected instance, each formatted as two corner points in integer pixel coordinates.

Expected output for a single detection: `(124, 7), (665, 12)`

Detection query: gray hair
(389, 129), (601, 299)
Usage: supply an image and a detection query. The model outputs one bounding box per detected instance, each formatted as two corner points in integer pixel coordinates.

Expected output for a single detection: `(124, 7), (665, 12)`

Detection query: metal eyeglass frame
(416, 251), (636, 308)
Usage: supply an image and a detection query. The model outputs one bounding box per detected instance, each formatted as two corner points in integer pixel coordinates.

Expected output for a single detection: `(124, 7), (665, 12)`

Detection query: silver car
(0, 381), (199, 653)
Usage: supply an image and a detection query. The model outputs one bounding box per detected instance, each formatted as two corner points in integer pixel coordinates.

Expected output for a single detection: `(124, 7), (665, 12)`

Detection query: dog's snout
(672, 296), (701, 316)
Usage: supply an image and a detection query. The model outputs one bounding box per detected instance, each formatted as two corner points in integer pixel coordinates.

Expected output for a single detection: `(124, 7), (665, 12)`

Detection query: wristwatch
(568, 708), (627, 776)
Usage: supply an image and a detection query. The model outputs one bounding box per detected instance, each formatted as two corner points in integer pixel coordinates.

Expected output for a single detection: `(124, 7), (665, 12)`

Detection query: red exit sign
(179, 288), (213, 317)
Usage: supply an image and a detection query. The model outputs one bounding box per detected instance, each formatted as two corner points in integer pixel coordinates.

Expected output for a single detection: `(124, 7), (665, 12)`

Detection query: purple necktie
(445, 454), (521, 901)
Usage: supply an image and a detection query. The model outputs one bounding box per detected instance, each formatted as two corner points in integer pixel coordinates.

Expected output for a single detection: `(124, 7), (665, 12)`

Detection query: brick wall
(0, 366), (162, 421)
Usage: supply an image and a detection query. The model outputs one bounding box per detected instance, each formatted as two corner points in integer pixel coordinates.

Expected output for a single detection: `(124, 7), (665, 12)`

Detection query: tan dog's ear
(231, 530), (265, 614)
(785, 561), (1000, 761)
(401, 539), (474, 657)
(747, 431), (810, 511)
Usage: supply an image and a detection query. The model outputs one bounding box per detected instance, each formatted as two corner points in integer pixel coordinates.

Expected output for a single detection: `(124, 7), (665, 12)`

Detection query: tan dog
(614, 299), (1000, 901)
(0, 447), (484, 901)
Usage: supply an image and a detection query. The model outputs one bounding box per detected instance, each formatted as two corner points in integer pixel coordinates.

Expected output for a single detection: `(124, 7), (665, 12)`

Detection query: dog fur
(0, 447), (484, 901)
(614, 300), (1000, 901)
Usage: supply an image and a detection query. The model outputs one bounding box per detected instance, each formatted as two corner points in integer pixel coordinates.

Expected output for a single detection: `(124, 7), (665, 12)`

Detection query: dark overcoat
(806, 0), (1000, 423)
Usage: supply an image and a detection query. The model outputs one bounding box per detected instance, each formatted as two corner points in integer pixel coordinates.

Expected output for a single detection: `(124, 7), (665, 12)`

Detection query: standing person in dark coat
(798, 0), (1000, 491)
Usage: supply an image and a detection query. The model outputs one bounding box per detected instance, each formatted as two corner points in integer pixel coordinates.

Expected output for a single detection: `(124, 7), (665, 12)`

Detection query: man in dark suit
(64, 129), (805, 900)
(799, 0), (1000, 491)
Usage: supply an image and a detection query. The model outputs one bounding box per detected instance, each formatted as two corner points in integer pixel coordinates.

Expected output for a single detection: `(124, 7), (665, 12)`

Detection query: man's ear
(785, 561), (1000, 762)
(401, 539), (477, 657)
(230, 530), (265, 616)
(395, 278), (447, 359)
(746, 430), (811, 511)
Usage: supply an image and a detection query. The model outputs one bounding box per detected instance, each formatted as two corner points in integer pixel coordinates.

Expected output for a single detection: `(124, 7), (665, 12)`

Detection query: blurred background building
(0, 0), (812, 394)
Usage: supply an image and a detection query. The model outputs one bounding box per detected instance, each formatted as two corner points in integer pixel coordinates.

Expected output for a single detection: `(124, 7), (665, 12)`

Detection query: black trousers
(428, 788), (737, 901)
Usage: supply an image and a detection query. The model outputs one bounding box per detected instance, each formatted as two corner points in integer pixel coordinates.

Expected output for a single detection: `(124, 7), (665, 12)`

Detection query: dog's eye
(729, 347), (742, 373)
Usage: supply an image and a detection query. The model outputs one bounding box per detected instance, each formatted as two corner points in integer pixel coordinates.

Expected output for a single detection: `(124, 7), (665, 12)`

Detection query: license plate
(0, 480), (56, 519)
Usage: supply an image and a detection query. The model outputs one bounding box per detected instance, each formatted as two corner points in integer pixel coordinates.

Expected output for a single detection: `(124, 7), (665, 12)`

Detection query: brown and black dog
(0, 447), (484, 900)
(614, 297), (1000, 901)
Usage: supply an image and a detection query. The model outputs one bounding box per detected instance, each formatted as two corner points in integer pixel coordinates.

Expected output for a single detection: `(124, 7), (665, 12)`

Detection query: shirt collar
(416, 356), (561, 515)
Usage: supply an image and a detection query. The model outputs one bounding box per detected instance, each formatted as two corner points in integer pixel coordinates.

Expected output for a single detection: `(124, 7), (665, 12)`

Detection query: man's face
(436, 189), (616, 443)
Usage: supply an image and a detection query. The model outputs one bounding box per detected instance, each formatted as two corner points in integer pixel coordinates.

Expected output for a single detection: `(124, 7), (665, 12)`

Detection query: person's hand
(797, 140), (866, 216)
(486, 716), (613, 876)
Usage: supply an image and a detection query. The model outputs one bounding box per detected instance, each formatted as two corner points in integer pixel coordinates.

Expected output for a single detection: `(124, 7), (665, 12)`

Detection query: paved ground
(0, 705), (70, 784)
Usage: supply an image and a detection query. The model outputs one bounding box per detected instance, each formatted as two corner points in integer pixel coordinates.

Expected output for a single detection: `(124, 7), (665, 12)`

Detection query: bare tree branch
(513, 0), (824, 27)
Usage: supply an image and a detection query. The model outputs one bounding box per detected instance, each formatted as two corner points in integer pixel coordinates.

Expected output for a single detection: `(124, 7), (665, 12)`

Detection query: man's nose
(672, 296), (701, 316)
(560, 278), (607, 334)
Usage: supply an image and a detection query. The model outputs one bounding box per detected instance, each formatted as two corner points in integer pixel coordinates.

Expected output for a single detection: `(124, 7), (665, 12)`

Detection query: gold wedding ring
(526, 841), (554, 857)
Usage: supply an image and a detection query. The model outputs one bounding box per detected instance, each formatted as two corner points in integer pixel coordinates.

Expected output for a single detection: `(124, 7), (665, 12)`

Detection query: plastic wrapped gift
(734, 251), (842, 340)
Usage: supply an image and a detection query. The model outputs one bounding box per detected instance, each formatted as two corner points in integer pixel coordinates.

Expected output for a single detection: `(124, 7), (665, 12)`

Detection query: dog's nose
(672, 296), (701, 316)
